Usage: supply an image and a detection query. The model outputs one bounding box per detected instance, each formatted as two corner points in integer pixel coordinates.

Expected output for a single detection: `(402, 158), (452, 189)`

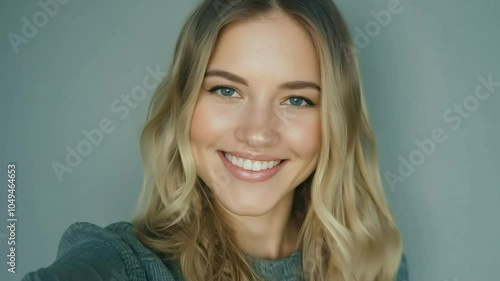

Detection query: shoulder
(57, 221), (151, 262)
(22, 221), (181, 281)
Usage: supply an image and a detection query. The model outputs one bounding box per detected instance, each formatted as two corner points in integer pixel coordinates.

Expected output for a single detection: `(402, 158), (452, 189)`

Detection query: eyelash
(207, 86), (317, 107)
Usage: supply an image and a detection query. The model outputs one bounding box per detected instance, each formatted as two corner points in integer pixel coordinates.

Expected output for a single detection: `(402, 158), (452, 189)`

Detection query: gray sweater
(22, 221), (409, 281)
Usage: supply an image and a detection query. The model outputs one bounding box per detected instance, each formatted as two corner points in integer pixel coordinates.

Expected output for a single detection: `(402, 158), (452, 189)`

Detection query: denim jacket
(22, 221), (410, 281)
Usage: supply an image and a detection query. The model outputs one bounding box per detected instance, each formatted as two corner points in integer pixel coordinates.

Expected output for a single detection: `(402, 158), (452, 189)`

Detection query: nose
(235, 101), (281, 149)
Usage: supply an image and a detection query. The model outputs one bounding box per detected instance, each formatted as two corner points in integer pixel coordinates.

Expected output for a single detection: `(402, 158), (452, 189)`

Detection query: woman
(23, 0), (409, 280)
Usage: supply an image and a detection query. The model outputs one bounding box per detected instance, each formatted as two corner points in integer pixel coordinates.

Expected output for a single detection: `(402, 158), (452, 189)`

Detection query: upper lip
(222, 150), (284, 161)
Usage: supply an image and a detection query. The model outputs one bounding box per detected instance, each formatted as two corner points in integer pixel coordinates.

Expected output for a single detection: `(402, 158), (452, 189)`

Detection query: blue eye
(286, 96), (316, 107)
(208, 86), (238, 97)
(207, 86), (316, 108)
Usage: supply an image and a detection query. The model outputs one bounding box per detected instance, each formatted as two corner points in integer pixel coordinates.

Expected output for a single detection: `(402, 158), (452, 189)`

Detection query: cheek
(190, 103), (217, 184)
(189, 102), (212, 175)
(189, 99), (236, 177)
(190, 99), (235, 143)
(284, 114), (322, 156)
(190, 105), (208, 144)
(190, 101), (218, 145)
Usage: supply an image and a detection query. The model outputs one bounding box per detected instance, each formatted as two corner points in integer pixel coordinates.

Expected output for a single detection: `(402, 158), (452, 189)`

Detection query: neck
(224, 200), (301, 260)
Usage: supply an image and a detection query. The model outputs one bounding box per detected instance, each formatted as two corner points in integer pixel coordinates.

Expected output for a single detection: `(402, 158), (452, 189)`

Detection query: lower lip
(218, 151), (288, 183)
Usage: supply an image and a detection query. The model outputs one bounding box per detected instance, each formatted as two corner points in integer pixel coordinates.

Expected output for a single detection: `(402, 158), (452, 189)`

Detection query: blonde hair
(131, 0), (402, 280)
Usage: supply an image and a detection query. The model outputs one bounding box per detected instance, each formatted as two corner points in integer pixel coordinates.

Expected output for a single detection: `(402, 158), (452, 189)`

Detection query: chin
(218, 196), (276, 217)
(217, 188), (286, 217)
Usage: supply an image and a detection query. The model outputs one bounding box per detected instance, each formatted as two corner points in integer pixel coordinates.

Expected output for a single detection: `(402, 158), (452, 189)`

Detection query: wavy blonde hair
(131, 0), (402, 280)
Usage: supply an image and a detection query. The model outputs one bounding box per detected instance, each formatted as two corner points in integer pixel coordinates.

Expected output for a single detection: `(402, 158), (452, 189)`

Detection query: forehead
(206, 13), (320, 84)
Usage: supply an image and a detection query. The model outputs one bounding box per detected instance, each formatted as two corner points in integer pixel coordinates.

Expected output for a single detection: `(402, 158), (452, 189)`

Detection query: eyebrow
(204, 69), (321, 91)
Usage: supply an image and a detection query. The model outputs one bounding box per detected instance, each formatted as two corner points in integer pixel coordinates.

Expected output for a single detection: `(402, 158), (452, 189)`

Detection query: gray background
(1, 0), (499, 280)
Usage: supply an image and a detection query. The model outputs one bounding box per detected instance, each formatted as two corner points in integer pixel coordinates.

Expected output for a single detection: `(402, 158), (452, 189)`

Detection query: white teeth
(224, 152), (281, 171)
(261, 161), (269, 170)
(243, 159), (252, 170)
(251, 161), (261, 171)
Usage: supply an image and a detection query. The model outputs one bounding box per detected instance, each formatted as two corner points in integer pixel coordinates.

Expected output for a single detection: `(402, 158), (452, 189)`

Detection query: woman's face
(190, 13), (321, 216)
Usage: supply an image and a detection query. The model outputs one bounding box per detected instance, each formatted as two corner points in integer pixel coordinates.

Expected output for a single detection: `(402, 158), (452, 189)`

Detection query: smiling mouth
(217, 150), (288, 183)
(218, 150), (286, 172)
